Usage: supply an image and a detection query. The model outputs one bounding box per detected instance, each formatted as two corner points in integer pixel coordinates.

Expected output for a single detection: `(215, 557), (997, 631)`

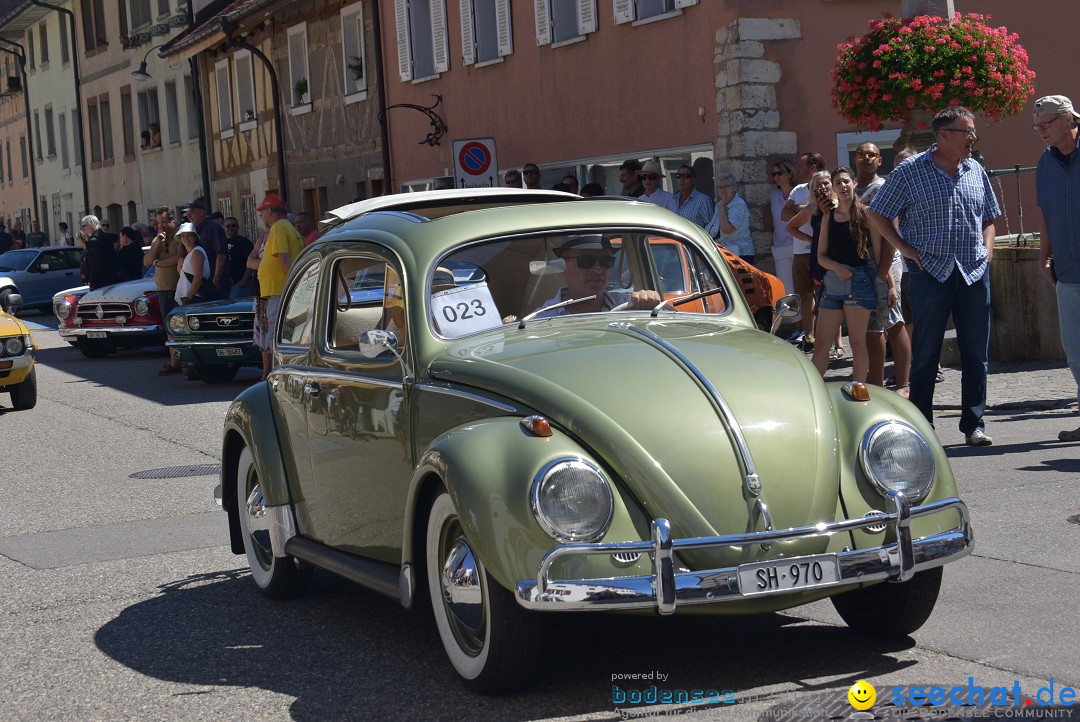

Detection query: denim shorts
(820, 264), (877, 311)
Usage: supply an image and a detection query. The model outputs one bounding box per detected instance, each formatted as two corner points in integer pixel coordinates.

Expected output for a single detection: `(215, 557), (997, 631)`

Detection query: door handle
(303, 381), (321, 398)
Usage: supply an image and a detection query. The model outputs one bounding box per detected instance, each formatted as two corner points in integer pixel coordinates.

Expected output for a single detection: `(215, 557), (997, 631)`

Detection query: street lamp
(131, 44), (167, 82)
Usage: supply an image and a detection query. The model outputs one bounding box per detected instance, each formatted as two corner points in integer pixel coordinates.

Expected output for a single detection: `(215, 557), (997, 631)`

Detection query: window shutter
(431, 0), (449, 73)
(578, 0), (597, 34)
(495, 0), (513, 57)
(459, 0), (475, 66)
(395, 0), (412, 81)
(613, 0), (632, 24)
(673, 0), (698, 7)
(534, 0), (550, 46)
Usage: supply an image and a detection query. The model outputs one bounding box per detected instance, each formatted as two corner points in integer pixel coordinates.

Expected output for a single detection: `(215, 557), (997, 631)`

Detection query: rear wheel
(194, 363), (239, 384)
(9, 367), (37, 410)
(831, 566), (943, 637)
(426, 490), (540, 694)
(236, 446), (311, 599)
(76, 337), (115, 358)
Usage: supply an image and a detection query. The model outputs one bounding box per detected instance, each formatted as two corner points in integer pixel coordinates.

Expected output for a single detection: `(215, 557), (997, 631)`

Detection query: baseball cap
(183, 200), (205, 212)
(256, 193), (287, 212)
(1033, 95), (1080, 120)
(553, 234), (617, 257)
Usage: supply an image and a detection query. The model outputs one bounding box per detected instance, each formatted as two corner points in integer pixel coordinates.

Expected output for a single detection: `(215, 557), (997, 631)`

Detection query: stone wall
(715, 17), (800, 273)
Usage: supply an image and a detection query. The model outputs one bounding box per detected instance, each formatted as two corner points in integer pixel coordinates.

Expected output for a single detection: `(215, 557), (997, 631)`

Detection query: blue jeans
(908, 265), (990, 434)
(1056, 281), (1080, 404)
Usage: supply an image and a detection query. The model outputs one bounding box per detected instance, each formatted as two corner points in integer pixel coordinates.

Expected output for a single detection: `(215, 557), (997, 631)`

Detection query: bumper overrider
(515, 491), (972, 613)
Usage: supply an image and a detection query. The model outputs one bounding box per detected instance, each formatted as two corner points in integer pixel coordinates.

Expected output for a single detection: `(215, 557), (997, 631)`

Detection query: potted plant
(293, 77), (308, 106)
(347, 55), (364, 91)
(831, 12), (1035, 131)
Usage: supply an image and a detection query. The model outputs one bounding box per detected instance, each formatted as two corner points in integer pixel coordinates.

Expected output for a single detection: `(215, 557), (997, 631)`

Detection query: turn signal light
(520, 415), (553, 437)
(842, 381), (871, 402)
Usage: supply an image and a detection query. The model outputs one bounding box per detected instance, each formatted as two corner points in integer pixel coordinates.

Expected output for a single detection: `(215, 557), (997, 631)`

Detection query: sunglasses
(855, 151), (879, 160)
(639, 173), (660, 181)
(570, 255), (616, 269)
(675, 173), (694, 179)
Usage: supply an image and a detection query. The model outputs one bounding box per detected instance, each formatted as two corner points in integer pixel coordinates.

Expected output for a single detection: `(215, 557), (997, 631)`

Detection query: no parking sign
(452, 137), (498, 189)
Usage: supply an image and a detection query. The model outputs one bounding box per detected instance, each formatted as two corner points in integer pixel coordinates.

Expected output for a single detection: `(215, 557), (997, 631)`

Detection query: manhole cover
(129, 464), (221, 479)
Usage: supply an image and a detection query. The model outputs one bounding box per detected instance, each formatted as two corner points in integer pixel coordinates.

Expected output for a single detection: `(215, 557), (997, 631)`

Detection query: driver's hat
(553, 234), (617, 257)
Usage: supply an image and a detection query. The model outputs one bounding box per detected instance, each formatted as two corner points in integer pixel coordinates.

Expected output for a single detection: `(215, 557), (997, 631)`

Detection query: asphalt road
(1, 325), (1077, 721)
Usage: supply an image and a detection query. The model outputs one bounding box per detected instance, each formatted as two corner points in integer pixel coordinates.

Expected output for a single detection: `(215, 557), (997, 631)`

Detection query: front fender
(828, 384), (964, 548)
(401, 417), (652, 593)
(221, 382), (293, 554)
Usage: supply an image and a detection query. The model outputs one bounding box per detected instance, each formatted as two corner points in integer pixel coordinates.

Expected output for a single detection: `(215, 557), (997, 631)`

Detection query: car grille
(191, 313), (255, 333)
(76, 302), (133, 322)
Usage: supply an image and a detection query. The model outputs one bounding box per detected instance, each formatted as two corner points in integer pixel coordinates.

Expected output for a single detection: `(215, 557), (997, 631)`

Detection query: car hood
(430, 316), (842, 565)
(78, 278), (157, 303)
(0, 311), (28, 336)
(171, 297), (256, 315)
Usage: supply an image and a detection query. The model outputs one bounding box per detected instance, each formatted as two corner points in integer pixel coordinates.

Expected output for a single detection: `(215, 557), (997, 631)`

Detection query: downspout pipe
(220, 18), (288, 203)
(29, 0), (89, 216)
(0, 40), (39, 226)
(371, 0), (392, 194)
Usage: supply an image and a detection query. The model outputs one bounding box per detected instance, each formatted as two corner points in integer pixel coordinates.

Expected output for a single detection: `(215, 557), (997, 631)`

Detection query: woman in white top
(764, 159), (796, 298)
(174, 222), (210, 304)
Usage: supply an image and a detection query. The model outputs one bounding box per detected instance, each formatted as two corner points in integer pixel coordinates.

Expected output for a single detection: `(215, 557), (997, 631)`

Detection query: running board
(285, 536), (401, 601)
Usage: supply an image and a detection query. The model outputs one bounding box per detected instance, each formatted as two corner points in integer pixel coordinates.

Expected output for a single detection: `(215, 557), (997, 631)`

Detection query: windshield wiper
(518, 295), (596, 329)
(651, 286), (726, 317)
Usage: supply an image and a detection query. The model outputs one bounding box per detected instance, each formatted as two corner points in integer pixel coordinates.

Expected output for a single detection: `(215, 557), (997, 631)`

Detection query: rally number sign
(431, 283), (501, 338)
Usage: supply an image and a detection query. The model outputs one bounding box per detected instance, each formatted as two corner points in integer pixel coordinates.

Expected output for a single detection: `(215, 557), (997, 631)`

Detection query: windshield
(0, 250), (37, 272)
(431, 231), (728, 339)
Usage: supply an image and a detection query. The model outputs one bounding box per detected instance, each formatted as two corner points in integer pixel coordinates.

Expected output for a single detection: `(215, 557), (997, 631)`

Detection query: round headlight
(167, 314), (186, 334)
(4, 337), (24, 355)
(531, 459), (614, 543)
(189, 317), (201, 331)
(859, 421), (936, 503)
(54, 300), (71, 320)
(134, 297), (150, 317)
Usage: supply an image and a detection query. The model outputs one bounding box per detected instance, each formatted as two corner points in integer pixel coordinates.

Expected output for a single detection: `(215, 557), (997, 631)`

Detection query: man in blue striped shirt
(673, 164), (714, 229)
(869, 107), (1001, 446)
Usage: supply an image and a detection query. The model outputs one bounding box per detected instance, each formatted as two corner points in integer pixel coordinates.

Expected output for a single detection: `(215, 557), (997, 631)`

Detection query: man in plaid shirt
(869, 107), (1001, 446)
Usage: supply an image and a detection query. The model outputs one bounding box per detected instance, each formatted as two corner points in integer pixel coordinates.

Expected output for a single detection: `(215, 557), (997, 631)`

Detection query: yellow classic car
(0, 297), (37, 411)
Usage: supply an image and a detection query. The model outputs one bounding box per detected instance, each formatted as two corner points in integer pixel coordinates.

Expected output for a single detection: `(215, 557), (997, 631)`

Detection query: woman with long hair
(785, 171), (835, 353)
(765, 159), (797, 300)
(175, 222), (215, 305)
(811, 166), (887, 382)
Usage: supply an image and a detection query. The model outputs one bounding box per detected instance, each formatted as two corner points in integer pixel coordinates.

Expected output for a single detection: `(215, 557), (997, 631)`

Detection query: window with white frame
(613, 0), (696, 24)
(59, 13), (69, 65)
(184, 75), (198, 140)
(460, 0), (512, 65)
(340, 2), (367, 94)
(535, 0), (596, 46)
(129, 0), (151, 29)
(233, 51), (256, 124)
(287, 24), (311, 105)
(157, 0), (169, 18)
(164, 80), (180, 144)
(137, 86), (160, 143)
(38, 23), (49, 66)
(394, 0), (449, 82)
(214, 59), (233, 133)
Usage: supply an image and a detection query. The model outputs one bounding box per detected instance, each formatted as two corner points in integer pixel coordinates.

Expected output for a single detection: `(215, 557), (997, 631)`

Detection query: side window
(42, 250), (68, 270)
(278, 262), (320, 346)
(328, 256), (406, 359)
(644, 236), (726, 314)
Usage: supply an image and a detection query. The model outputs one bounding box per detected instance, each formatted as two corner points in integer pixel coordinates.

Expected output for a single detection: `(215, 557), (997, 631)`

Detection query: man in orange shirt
(294, 211), (321, 247)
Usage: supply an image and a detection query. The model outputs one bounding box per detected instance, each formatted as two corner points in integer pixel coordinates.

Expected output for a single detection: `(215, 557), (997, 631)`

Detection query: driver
(531, 235), (661, 318)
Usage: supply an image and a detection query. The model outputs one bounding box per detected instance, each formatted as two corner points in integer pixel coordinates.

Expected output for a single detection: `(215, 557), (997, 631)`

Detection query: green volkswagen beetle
(220, 189), (972, 694)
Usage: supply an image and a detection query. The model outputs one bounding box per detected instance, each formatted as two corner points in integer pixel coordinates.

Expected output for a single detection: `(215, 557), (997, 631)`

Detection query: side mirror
(38, 263), (50, 272)
(771, 294), (800, 336)
(5, 293), (24, 314)
(358, 329), (397, 358)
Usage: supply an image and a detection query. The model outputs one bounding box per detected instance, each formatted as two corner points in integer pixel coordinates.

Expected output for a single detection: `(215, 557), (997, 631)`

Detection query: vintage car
(0, 246), (84, 312)
(165, 297), (260, 383)
(52, 264), (165, 358)
(0, 295), (37, 410)
(219, 189), (972, 694)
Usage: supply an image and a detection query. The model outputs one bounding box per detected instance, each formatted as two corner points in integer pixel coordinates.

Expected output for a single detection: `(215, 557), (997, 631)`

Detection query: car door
(17, 250), (76, 305)
(298, 248), (414, 563)
(38, 248), (81, 300)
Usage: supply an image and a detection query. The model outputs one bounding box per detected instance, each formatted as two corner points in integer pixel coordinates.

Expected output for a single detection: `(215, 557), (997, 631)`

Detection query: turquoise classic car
(166, 298), (260, 383)
(220, 189), (973, 694)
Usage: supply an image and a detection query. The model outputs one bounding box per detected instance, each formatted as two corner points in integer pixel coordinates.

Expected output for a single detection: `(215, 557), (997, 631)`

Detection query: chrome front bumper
(166, 338), (253, 347)
(515, 492), (972, 613)
(59, 324), (163, 337)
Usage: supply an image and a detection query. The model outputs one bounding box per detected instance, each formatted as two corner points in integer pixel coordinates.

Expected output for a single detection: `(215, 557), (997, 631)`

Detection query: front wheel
(426, 491), (541, 694)
(9, 367), (37, 410)
(236, 446), (311, 599)
(831, 566), (943, 638)
(194, 363), (239, 384)
(76, 337), (115, 358)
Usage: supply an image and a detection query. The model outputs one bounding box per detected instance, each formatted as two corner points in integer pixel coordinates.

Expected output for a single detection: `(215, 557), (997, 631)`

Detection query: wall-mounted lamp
(131, 44), (168, 82)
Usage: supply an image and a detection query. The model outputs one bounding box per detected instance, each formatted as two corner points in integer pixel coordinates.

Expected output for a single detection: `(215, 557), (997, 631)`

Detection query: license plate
(87, 331), (108, 339)
(215, 347), (244, 357)
(737, 554), (840, 597)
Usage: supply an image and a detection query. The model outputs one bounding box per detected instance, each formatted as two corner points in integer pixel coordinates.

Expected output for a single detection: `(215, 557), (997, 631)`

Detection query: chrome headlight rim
(54, 300), (72, 320)
(530, 457), (614, 544)
(859, 420), (936, 504)
(167, 314), (187, 334)
(3, 336), (24, 356)
(134, 296), (151, 317)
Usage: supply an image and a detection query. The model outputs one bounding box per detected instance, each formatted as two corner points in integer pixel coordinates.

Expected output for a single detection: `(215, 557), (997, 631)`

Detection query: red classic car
(52, 267), (166, 358)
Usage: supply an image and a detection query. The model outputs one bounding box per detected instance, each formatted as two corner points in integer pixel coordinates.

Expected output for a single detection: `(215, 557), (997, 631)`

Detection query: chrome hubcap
(245, 481), (273, 570)
(440, 530), (485, 656)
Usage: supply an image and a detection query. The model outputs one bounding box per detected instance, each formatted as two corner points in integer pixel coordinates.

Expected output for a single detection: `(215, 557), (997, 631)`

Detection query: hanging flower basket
(830, 13), (1036, 131)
